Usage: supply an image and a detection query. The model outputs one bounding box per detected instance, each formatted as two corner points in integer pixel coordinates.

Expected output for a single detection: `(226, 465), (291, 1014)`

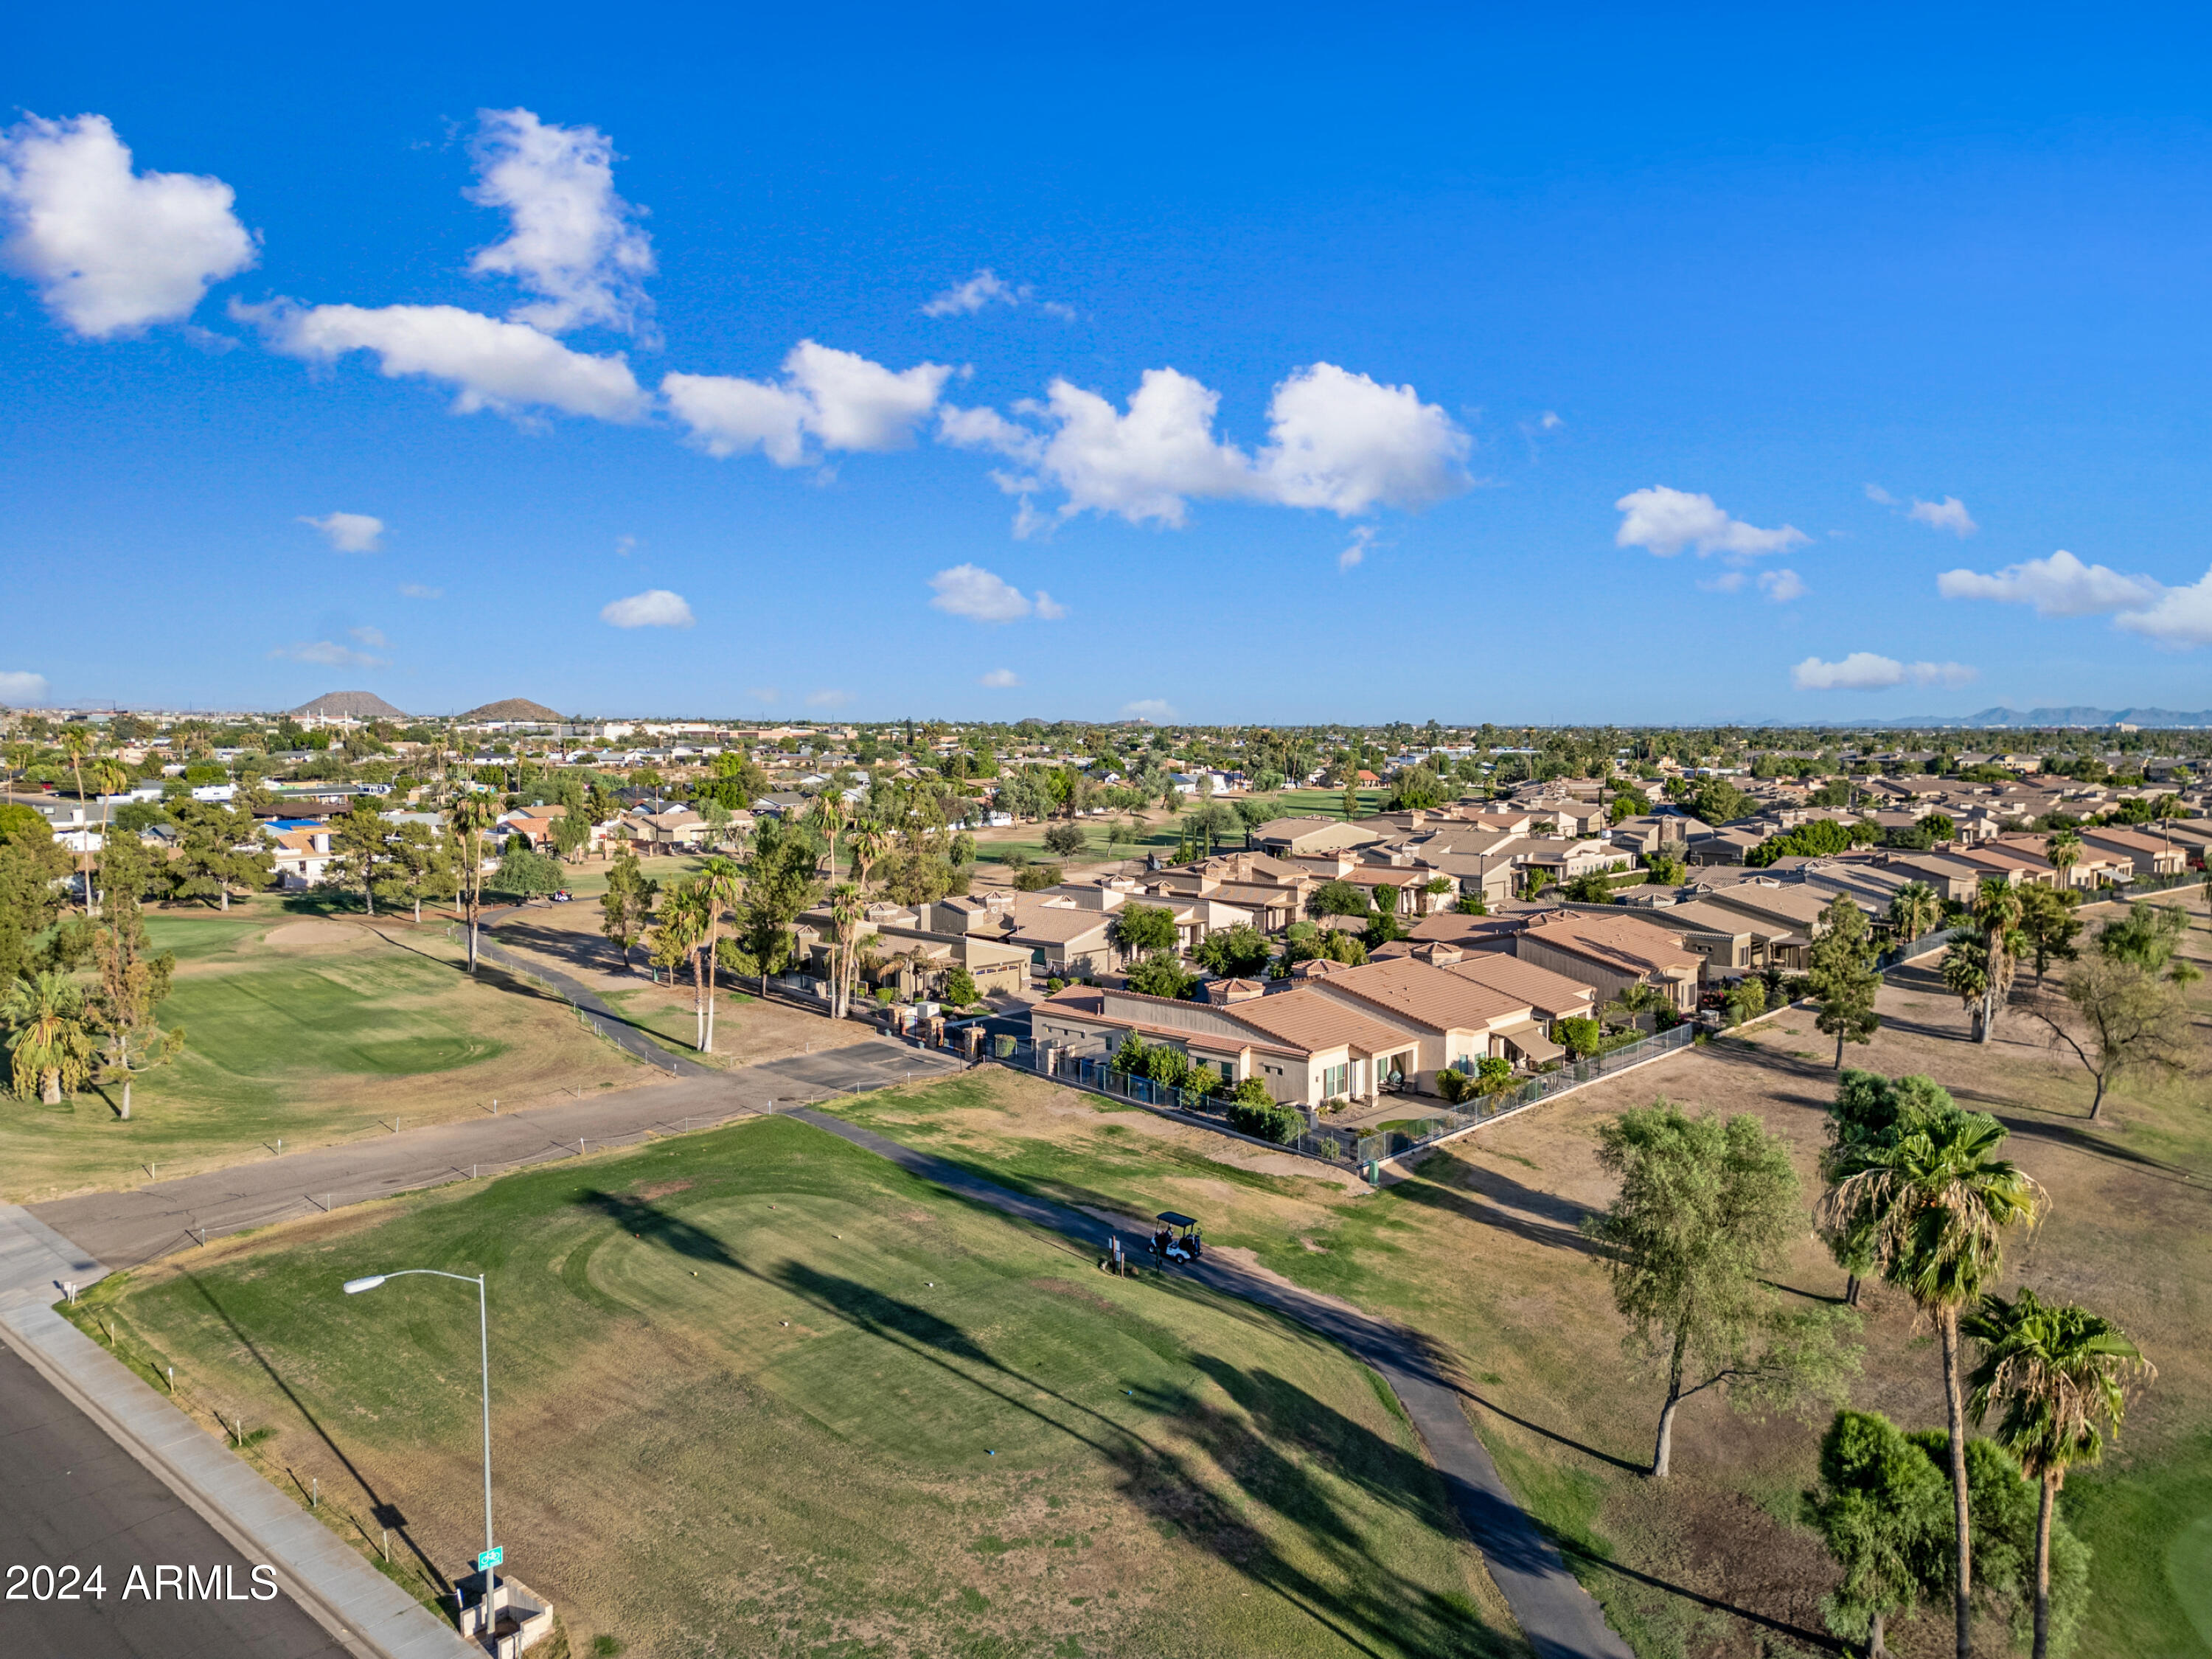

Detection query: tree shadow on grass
(183, 1274), (451, 1596)
(580, 1186), (1517, 1658)
(1390, 1161), (1602, 1258)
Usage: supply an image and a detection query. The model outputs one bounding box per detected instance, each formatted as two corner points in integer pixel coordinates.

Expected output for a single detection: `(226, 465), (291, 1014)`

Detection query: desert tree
(2028, 953), (2194, 1121)
(1582, 1101), (1859, 1478)
(1808, 894), (1882, 1068)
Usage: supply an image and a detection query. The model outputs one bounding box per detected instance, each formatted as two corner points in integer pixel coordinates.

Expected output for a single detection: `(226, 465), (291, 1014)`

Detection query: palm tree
(86, 757), (131, 916)
(1964, 1290), (2153, 1659)
(849, 818), (887, 894)
(695, 855), (744, 1053)
(447, 790), (499, 975)
(654, 881), (710, 1048)
(1969, 879), (2024, 1043)
(828, 882), (864, 1020)
(4, 972), (99, 1104)
(1823, 1110), (2047, 1659)
(2045, 831), (2081, 891)
(810, 792), (847, 884)
(1888, 880), (1941, 945)
(59, 727), (95, 914)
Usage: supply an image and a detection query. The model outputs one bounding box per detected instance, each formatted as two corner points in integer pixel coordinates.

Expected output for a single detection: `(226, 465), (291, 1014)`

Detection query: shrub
(1014, 863), (1062, 891)
(1125, 950), (1196, 1000)
(1726, 978), (1767, 1026)
(1046, 975), (1067, 992)
(1475, 1055), (1513, 1094)
(942, 967), (978, 1007)
(1453, 894), (1489, 915)
(1555, 1015), (1601, 1058)
(1228, 1096), (1302, 1144)
(1435, 1068), (1479, 1105)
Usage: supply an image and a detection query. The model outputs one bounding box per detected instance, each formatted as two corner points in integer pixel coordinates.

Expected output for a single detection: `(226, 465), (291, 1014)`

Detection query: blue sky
(9, 2), (2212, 724)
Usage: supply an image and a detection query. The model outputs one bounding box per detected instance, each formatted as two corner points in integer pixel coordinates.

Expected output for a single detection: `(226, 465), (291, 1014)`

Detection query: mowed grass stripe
(70, 1114), (1520, 1659)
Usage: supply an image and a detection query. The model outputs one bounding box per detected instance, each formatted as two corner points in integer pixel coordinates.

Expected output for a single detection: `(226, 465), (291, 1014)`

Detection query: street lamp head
(342, 1275), (387, 1294)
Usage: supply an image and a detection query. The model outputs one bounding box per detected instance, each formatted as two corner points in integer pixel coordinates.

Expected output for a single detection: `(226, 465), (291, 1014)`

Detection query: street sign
(477, 1547), (503, 1571)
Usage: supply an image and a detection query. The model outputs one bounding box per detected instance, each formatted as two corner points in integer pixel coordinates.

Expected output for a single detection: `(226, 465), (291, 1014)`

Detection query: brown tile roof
(1445, 953), (1596, 1019)
(1518, 909), (1701, 975)
(1308, 957), (1528, 1032)
(1228, 987), (1416, 1056)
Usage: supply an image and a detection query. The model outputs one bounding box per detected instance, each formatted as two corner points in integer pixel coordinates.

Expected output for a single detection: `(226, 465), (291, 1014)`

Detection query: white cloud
(1259, 363), (1471, 514)
(1758, 568), (1806, 602)
(1121, 698), (1175, 721)
(399, 583), (443, 599)
(746, 686), (779, 703)
(928, 563), (1063, 623)
(1908, 495), (1978, 537)
(978, 668), (1020, 688)
(664, 340), (950, 465)
(921, 268), (1074, 320)
(2115, 566), (2212, 648)
(1340, 525), (1376, 571)
(240, 299), (647, 422)
(298, 511), (385, 553)
(1698, 571), (1747, 593)
(1538, 411), (1562, 431)
(1936, 549), (2160, 617)
(348, 625), (388, 649)
(0, 670), (49, 704)
(806, 688), (852, 709)
(271, 639), (387, 669)
(922, 269), (1014, 316)
(0, 114), (257, 338)
(941, 361), (1469, 529)
(1864, 483), (1897, 505)
(466, 108), (653, 336)
(1615, 486), (1806, 560)
(1790, 653), (1976, 691)
(615, 534), (637, 557)
(600, 588), (694, 629)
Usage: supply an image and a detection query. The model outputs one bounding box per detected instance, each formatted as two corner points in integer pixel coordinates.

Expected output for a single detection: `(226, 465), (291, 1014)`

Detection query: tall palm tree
(86, 757), (131, 916)
(828, 882), (864, 1020)
(849, 818), (887, 894)
(3, 972), (98, 1104)
(59, 727), (96, 914)
(1823, 1111), (2047, 1659)
(1888, 880), (1941, 945)
(2045, 831), (2081, 891)
(1969, 879), (2024, 1044)
(695, 855), (744, 1053)
(654, 881), (710, 1048)
(1965, 1290), (2153, 1659)
(447, 790), (499, 975)
(810, 792), (846, 884)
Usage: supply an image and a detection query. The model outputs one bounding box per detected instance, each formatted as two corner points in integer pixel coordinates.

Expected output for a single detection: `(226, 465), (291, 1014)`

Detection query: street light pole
(342, 1269), (496, 1573)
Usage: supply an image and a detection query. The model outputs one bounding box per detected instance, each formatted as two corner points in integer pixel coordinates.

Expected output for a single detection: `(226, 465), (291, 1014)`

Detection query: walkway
(32, 1043), (966, 1273)
(790, 1107), (1634, 1659)
(0, 1206), (473, 1659)
(469, 911), (716, 1078)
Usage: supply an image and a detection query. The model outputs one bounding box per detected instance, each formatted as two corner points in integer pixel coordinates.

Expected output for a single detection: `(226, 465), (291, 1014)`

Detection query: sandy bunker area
(263, 918), (362, 949)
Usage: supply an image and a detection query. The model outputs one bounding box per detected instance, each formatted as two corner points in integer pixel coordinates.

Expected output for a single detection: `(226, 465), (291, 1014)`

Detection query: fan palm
(1822, 1110), (2046, 1659)
(849, 818), (888, 893)
(86, 757), (131, 915)
(1964, 1290), (2152, 1659)
(695, 855), (745, 1053)
(810, 792), (847, 883)
(1965, 879), (2024, 1043)
(1888, 881), (1941, 945)
(447, 790), (500, 974)
(828, 882), (865, 1020)
(2044, 832), (2081, 890)
(654, 881), (710, 1048)
(60, 728), (95, 913)
(4, 972), (98, 1103)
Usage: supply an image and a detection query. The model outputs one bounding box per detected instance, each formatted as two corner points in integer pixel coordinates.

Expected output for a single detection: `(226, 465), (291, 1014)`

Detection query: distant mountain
(1860, 706), (2212, 730)
(288, 690), (408, 720)
(458, 698), (564, 723)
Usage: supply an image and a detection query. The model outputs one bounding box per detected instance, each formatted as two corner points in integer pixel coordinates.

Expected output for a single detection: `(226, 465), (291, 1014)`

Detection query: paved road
(33, 1042), (967, 1273)
(0, 1342), (349, 1659)
(791, 1107), (1635, 1659)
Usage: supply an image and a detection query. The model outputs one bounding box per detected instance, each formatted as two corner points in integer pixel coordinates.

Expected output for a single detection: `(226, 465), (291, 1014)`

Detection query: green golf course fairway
(1, 913), (639, 1200)
(69, 1113), (1520, 1659)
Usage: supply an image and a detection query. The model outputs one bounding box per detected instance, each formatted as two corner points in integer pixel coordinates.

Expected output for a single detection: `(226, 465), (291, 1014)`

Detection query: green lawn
(1, 913), (640, 1200)
(70, 1114), (1523, 1659)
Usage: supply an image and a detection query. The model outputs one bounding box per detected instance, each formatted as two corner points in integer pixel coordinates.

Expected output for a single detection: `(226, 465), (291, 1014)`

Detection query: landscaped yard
(0, 909), (646, 1201)
(65, 1114), (1523, 1659)
(819, 895), (2212, 1658)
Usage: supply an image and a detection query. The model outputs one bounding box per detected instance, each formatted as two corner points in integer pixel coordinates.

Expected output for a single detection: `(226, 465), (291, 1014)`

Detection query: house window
(1321, 1062), (1349, 1098)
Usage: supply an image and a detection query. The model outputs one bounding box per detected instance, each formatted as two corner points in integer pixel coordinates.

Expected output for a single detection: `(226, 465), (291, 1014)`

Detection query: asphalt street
(0, 1343), (349, 1659)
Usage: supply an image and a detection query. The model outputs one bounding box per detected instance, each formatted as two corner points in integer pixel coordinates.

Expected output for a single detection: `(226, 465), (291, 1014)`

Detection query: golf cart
(1150, 1211), (1203, 1264)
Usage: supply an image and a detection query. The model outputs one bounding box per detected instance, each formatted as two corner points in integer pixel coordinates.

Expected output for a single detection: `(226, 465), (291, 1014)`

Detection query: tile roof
(1517, 909), (1701, 975)
(1309, 957), (1528, 1032)
(1445, 953), (1597, 1018)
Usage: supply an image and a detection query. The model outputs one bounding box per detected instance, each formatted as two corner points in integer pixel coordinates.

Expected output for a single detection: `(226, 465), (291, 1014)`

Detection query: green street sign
(477, 1546), (504, 1571)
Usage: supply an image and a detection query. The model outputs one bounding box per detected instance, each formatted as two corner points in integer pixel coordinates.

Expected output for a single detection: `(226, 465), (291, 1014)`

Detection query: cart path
(30, 1042), (965, 1273)
(787, 1106), (1634, 1659)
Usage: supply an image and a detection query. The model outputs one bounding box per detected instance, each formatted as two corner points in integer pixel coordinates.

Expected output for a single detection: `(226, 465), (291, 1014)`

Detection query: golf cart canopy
(1155, 1211), (1199, 1228)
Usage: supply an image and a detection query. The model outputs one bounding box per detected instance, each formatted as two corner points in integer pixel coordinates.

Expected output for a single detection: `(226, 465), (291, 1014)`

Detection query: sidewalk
(0, 1205), (476, 1659)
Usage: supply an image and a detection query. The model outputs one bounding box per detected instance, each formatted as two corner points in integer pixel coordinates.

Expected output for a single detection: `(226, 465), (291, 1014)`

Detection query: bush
(1726, 978), (1768, 1026)
(1014, 863), (1062, 891)
(1125, 950), (1196, 999)
(1228, 1096), (1303, 1144)
(942, 967), (978, 1007)
(1435, 1068), (1479, 1105)
(1555, 1015), (1601, 1058)
(1475, 1055), (1513, 1094)
(1453, 893), (1489, 916)
(1046, 976), (1067, 992)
